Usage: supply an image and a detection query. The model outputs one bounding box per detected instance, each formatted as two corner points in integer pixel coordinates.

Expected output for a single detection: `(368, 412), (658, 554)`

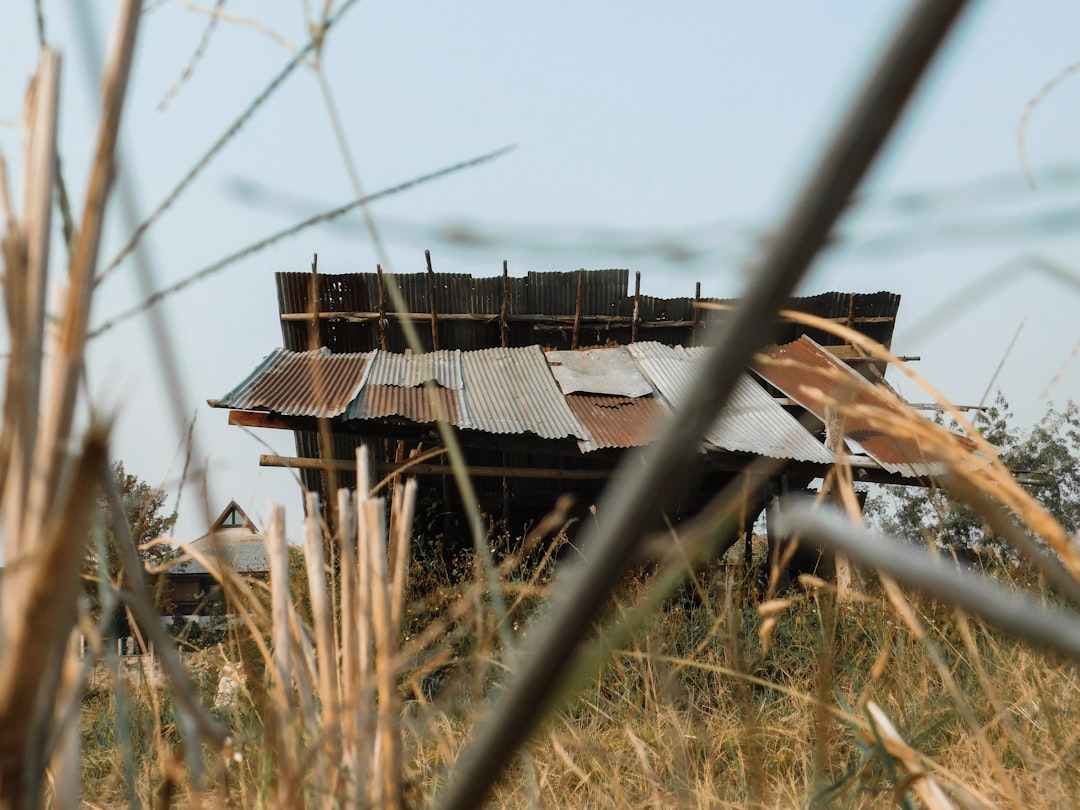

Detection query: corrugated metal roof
(215, 342), (855, 466)
(212, 347), (371, 418)
(546, 347), (654, 398)
(752, 335), (944, 476)
(278, 269), (900, 357)
(364, 349), (463, 389)
(170, 527), (269, 575)
(345, 384), (464, 425)
(460, 345), (588, 440)
(627, 342), (835, 464)
(566, 394), (667, 452)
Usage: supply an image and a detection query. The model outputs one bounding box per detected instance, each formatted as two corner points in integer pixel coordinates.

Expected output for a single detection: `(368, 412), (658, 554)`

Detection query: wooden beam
(228, 410), (307, 430)
(259, 453), (615, 480)
(282, 309), (896, 328)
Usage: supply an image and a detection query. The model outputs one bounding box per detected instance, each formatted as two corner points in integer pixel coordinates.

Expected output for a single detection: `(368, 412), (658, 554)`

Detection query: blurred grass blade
(775, 500), (1080, 661)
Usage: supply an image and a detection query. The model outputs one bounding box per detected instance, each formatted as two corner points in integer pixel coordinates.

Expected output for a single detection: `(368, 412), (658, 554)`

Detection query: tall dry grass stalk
(0, 6), (140, 804)
(239, 447), (417, 807)
(0, 4), (225, 805)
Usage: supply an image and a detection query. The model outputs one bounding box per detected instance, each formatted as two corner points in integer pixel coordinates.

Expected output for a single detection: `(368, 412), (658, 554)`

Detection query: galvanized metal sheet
(460, 345), (588, 440)
(364, 349), (463, 389)
(752, 335), (943, 476)
(212, 347), (371, 418)
(628, 342), (834, 464)
(546, 347), (654, 398)
(345, 384), (464, 426)
(566, 394), (667, 452)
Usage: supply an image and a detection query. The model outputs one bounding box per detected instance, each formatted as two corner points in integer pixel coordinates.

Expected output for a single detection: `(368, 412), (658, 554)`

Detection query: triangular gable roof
(211, 500), (258, 533)
(169, 502), (268, 576)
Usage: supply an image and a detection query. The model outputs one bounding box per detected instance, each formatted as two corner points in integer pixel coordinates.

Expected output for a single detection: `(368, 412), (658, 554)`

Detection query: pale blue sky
(2, 2), (1079, 540)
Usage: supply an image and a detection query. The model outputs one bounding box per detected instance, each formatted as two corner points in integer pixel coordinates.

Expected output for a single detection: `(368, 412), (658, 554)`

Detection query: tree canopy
(88, 462), (178, 630)
(867, 395), (1080, 560)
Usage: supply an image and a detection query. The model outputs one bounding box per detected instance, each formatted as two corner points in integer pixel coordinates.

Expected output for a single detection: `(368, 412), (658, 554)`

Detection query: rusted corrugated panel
(627, 342), (834, 464)
(703, 291), (901, 349)
(461, 345), (588, 440)
(546, 347), (654, 398)
(364, 349), (463, 389)
(213, 348), (371, 418)
(567, 394), (667, 452)
(347, 384), (462, 425)
(752, 335), (942, 476)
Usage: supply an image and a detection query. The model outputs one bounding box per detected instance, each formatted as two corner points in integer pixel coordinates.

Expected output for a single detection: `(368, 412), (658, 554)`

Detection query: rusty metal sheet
(628, 342), (835, 464)
(566, 394), (667, 452)
(277, 269), (899, 357)
(346, 384), (462, 425)
(546, 347), (654, 398)
(365, 349), (463, 389)
(752, 335), (944, 476)
(460, 345), (588, 440)
(211, 347), (371, 418)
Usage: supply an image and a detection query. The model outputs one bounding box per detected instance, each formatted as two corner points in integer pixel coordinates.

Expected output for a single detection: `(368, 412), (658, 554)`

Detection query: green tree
(867, 395), (1080, 559)
(89, 461), (179, 631)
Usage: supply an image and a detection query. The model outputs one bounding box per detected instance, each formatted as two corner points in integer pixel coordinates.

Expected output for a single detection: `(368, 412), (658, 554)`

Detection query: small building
(166, 501), (269, 617)
(209, 266), (956, 541)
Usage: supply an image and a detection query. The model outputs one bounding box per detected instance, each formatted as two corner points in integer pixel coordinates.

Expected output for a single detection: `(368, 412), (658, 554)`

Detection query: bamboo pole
(631, 271), (641, 343)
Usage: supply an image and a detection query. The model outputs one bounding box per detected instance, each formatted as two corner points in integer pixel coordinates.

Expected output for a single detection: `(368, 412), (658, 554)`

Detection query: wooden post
(501, 451), (510, 529)
(425, 249), (440, 351)
(691, 281), (701, 346)
(309, 253), (320, 351)
(825, 406), (856, 596)
(631, 271), (641, 343)
(571, 269), (584, 350)
(500, 260), (510, 348)
(376, 264), (388, 351)
(741, 475), (754, 591)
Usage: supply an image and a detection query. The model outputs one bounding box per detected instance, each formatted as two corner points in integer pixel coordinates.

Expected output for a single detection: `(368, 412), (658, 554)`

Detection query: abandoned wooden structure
(210, 264), (951, 545)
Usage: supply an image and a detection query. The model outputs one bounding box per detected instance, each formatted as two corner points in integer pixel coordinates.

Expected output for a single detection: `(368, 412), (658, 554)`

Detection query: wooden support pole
(691, 281), (701, 346)
(425, 249), (440, 351)
(631, 271), (641, 343)
(741, 475), (753, 586)
(824, 406), (857, 595)
(376, 264), (388, 351)
(501, 451), (510, 528)
(500, 260), (510, 348)
(571, 268), (584, 350)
